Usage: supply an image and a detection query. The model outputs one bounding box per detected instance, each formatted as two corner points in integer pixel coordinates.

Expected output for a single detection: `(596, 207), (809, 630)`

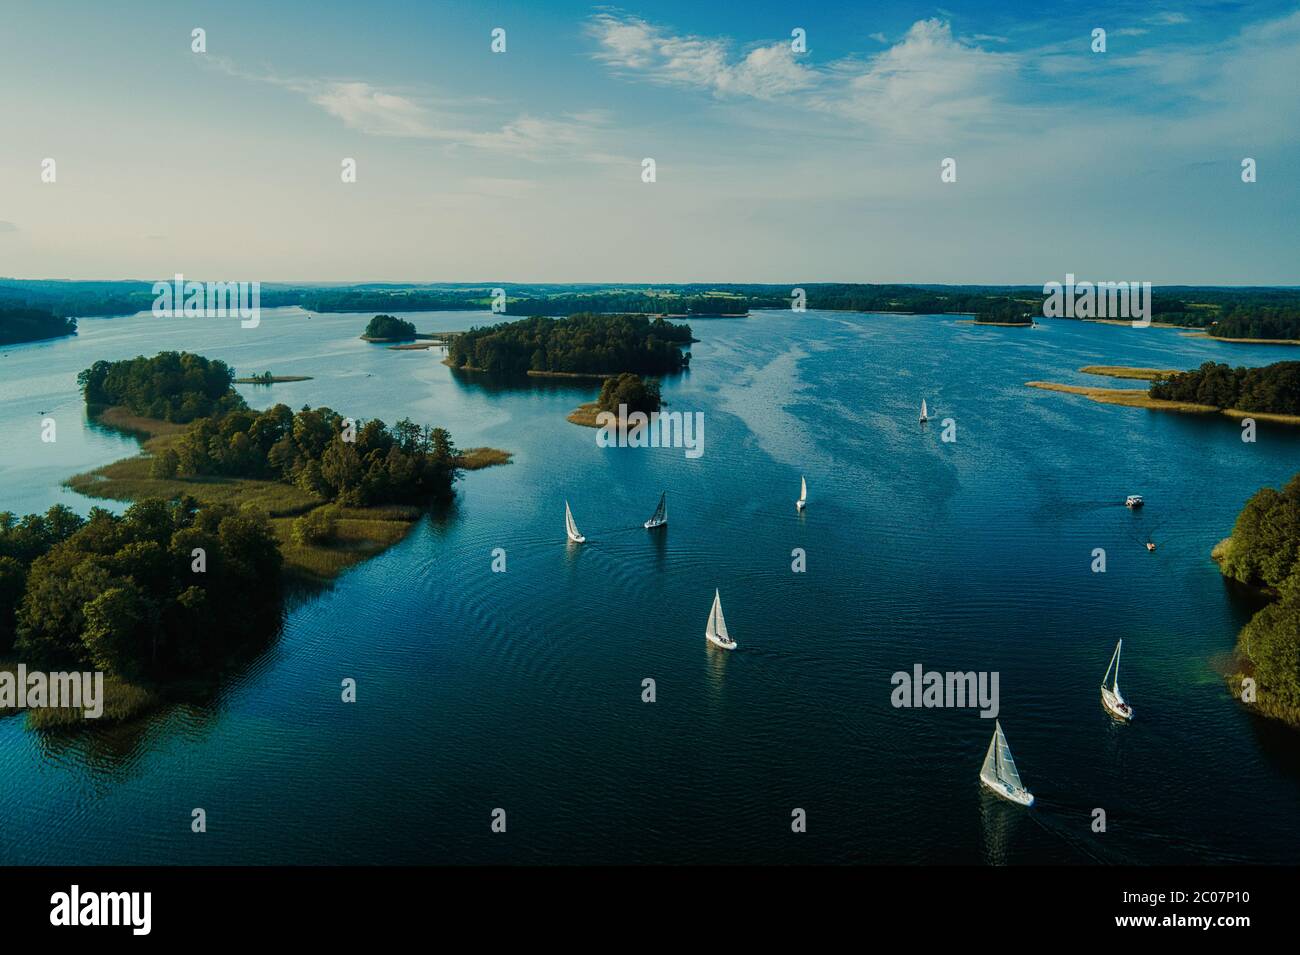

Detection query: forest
(158, 403), (460, 508)
(446, 313), (693, 376)
(1148, 360), (1300, 414)
(0, 500), (282, 681)
(0, 306), (77, 345)
(1218, 475), (1300, 725)
(78, 351), (245, 422)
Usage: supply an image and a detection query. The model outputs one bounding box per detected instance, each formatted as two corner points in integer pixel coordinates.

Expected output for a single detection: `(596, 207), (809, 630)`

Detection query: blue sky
(0, 0), (1296, 283)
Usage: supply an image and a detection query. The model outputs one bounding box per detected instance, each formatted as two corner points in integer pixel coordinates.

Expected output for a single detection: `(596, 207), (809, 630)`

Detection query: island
(2, 351), (510, 729)
(234, 372), (314, 384)
(361, 314), (418, 342)
(1214, 475), (1300, 729)
(568, 373), (662, 428)
(445, 313), (692, 377)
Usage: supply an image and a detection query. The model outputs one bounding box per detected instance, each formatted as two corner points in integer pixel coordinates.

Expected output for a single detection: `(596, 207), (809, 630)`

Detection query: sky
(0, 0), (1297, 284)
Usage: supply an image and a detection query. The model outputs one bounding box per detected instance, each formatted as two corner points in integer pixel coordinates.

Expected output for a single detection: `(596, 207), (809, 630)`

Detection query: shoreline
(1025, 380), (1300, 425)
(1179, 331), (1300, 345)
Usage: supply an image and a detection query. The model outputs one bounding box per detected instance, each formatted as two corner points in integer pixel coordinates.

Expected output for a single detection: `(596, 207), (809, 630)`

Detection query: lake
(1, 308), (1297, 864)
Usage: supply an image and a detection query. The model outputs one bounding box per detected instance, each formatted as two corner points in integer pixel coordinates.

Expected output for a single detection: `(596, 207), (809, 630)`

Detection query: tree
(83, 582), (152, 678)
(150, 448), (180, 479)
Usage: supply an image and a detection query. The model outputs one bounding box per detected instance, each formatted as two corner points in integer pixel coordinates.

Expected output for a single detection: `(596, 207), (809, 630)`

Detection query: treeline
(1149, 361), (1300, 415)
(1208, 307), (1300, 340)
(0, 500), (281, 680)
(0, 306), (77, 345)
(1218, 476), (1300, 723)
(447, 313), (692, 376)
(78, 352), (244, 422)
(974, 301), (1034, 324)
(157, 403), (459, 507)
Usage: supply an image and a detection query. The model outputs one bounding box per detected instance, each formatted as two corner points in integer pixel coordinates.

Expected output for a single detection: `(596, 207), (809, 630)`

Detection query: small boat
(920, 399), (929, 423)
(644, 492), (667, 529)
(796, 476), (807, 512)
(1101, 640), (1134, 721)
(1125, 494), (1144, 508)
(705, 589), (737, 650)
(565, 500), (585, 543)
(979, 720), (1034, 807)
(1145, 540), (1156, 552)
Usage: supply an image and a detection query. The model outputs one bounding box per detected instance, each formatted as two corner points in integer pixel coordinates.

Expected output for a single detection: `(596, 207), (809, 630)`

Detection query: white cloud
(204, 58), (616, 161)
(587, 14), (815, 99)
(819, 19), (1018, 134)
(310, 82), (438, 138)
(588, 14), (1016, 135)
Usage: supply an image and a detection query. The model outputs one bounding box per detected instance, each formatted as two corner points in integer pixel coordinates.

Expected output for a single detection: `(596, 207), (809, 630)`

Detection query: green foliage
(597, 373), (662, 415)
(77, 351), (243, 422)
(448, 313), (692, 376)
(169, 401), (458, 506)
(364, 314), (417, 339)
(150, 448), (180, 479)
(7, 500), (282, 679)
(1222, 474), (1300, 723)
(1149, 360), (1300, 415)
(0, 306), (76, 345)
(1220, 477), (1300, 589)
(292, 504), (341, 547)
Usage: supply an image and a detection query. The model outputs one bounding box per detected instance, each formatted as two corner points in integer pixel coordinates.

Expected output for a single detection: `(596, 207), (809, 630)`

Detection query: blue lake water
(1, 308), (1297, 864)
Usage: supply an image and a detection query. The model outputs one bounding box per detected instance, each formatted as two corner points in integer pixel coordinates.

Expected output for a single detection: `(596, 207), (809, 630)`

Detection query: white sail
(706, 589), (730, 643)
(1102, 640), (1125, 704)
(799, 476), (807, 504)
(645, 492), (667, 527)
(920, 399), (928, 420)
(565, 501), (583, 542)
(994, 722), (1025, 791)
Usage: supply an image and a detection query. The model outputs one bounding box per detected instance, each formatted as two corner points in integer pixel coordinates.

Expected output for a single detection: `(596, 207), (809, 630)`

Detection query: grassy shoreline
(1027, 377), (1300, 425)
(1179, 331), (1300, 345)
(567, 402), (603, 428)
(1078, 365), (1180, 381)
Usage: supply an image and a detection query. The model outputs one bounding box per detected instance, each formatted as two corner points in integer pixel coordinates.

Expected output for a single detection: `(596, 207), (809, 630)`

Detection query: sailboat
(705, 589), (737, 650)
(644, 492), (667, 529)
(920, 399), (929, 423)
(564, 501), (585, 543)
(979, 720), (1034, 806)
(1100, 640), (1134, 721)
(796, 476), (807, 511)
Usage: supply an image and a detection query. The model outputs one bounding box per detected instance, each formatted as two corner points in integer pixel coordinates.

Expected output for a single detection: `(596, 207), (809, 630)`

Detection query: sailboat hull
(795, 501), (805, 511)
(705, 631), (737, 651)
(1101, 687), (1133, 721)
(980, 771), (1035, 806)
(644, 519), (666, 529)
(567, 532), (585, 543)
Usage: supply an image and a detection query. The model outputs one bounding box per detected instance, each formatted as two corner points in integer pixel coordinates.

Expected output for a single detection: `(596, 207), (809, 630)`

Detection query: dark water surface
(1, 308), (1297, 864)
